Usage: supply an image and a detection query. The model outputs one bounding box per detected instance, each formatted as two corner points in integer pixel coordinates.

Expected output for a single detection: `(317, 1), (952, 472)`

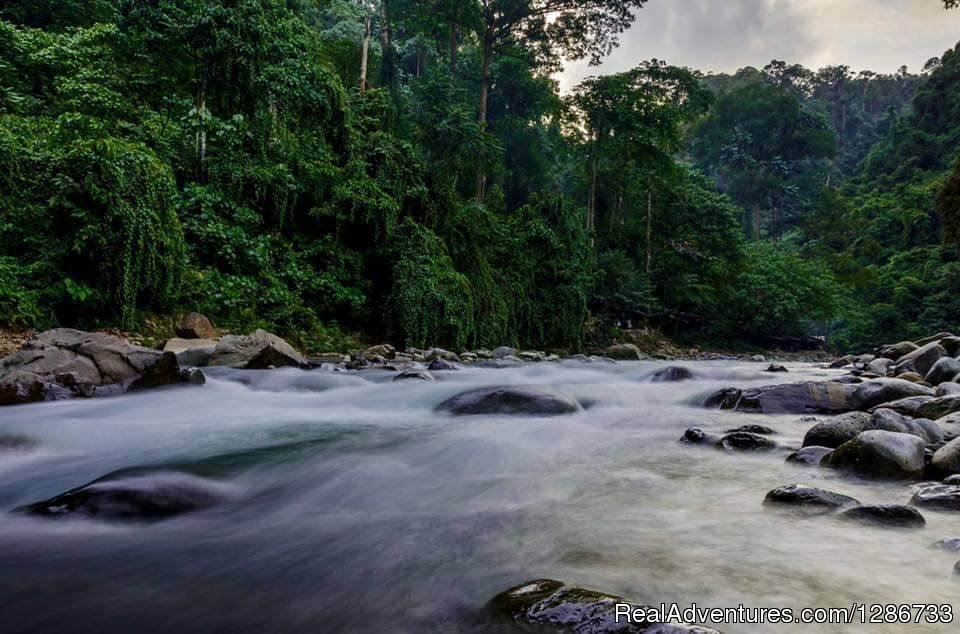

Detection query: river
(0, 360), (955, 633)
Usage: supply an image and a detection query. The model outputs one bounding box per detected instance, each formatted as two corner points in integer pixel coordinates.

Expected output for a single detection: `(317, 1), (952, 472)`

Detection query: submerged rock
(393, 370), (434, 382)
(932, 538), (960, 552)
(823, 430), (926, 479)
(838, 505), (926, 529)
(715, 432), (776, 452)
(427, 358), (458, 372)
(786, 446), (834, 466)
(17, 471), (227, 522)
(726, 424), (775, 435)
(436, 386), (579, 416)
(680, 428), (720, 446)
(764, 485), (859, 514)
(765, 364), (788, 373)
(487, 579), (720, 634)
(651, 366), (694, 382)
(910, 484), (960, 512)
(208, 329), (305, 369)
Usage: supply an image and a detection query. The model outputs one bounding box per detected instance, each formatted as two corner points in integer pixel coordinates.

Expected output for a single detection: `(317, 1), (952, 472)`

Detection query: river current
(0, 360), (956, 633)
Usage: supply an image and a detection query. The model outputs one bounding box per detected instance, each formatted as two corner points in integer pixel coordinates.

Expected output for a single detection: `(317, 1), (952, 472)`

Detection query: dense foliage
(0, 0), (957, 353)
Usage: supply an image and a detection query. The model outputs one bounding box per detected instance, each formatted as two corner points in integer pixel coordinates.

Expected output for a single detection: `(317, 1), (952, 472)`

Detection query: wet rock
(823, 430), (926, 479)
(940, 336), (960, 356)
(838, 505), (926, 529)
(786, 446), (834, 466)
(651, 366), (694, 382)
(179, 367), (206, 385)
(436, 386), (579, 416)
(703, 387), (741, 409)
(895, 372), (927, 383)
(954, 561), (960, 578)
(17, 471), (226, 522)
(427, 358), (458, 371)
(727, 424), (776, 435)
(910, 484), (960, 512)
(915, 332), (956, 346)
(763, 485), (859, 514)
(829, 355), (855, 368)
(867, 358), (894, 376)
(945, 475), (960, 485)
(364, 344), (395, 360)
(879, 341), (918, 360)
(127, 351), (182, 391)
(208, 329), (305, 369)
(487, 579), (719, 634)
(164, 338), (217, 368)
(765, 363), (788, 373)
(851, 379), (934, 411)
(719, 381), (857, 415)
(916, 395), (960, 420)
(393, 370), (434, 382)
(869, 395), (934, 417)
(931, 438), (960, 476)
(175, 312), (216, 339)
(493, 346), (517, 360)
(925, 358), (960, 386)
(802, 412), (873, 448)
(932, 538), (960, 552)
(0, 435), (39, 452)
(893, 342), (948, 377)
(680, 428), (720, 446)
(716, 432), (776, 452)
(750, 354), (766, 362)
(517, 351), (545, 362)
(606, 344), (642, 361)
(936, 383), (960, 397)
(427, 348), (460, 362)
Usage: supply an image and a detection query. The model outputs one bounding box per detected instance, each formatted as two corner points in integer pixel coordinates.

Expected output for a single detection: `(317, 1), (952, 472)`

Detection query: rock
(915, 332), (956, 346)
(680, 427), (720, 446)
(879, 341), (918, 361)
(517, 351), (545, 362)
(932, 538), (960, 552)
(364, 344), (395, 360)
(426, 348), (460, 362)
(916, 395), (960, 420)
(651, 366), (694, 382)
(945, 475), (960, 485)
(954, 561), (960, 578)
(838, 505), (926, 529)
(851, 379), (933, 411)
(703, 387), (741, 409)
(867, 358), (894, 376)
(492, 346), (517, 360)
(823, 430), (926, 479)
(487, 579), (719, 634)
(802, 412), (873, 448)
(869, 395), (934, 417)
(750, 354), (766, 362)
(179, 368), (206, 385)
(893, 342), (948, 377)
(765, 363), (788, 373)
(829, 355), (855, 368)
(393, 370), (434, 382)
(127, 351), (181, 391)
(763, 484), (859, 514)
(208, 329), (305, 369)
(436, 386), (579, 417)
(910, 484), (960, 512)
(716, 432), (776, 452)
(16, 471), (226, 522)
(605, 343), (642, 360)
(175, 345), (216, 368)
(925, 357), (960, 386)
(727, 424), (775, 435)
(0, 435), (38, 452)
(931, 438), (960, 476)
(786, 446), (834, 466)
(936, 382), (960, 397)
(940, 336), (960, 356)
(718, 381), (857, 415)
(894, 372), (927, 383)
(427, 358), (458, 372)
(175, 312), (216, 339)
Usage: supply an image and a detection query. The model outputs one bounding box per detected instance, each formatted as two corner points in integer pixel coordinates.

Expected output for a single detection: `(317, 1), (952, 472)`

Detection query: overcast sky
(559, 0), (960, 91)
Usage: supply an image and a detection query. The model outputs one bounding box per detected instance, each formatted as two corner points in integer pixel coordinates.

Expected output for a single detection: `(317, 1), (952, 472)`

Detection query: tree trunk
(449, 21), (458, 78)
(359, 13), (372, 91)
(753, 204), (761, 241)
(587, 155), (599, 236)
(379, 0), (394, 89)
(646, 176), (653, 274)
(475, 32), (493, 201)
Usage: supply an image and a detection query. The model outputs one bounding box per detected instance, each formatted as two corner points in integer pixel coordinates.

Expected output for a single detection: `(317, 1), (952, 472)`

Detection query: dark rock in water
(128, 351), (182, 391)
(916, 395), (960, 420)
(680, 428), (720, 446)
(786, 446), (833, 466)
(710, 381), (857, 415)
(830, 355), (855, 368)
(427, 358), (458, 372)
(651, 366), (694, 382)
(838, 505), (926, 529)
(436, 386), (579, 416)
(931, 438), (960, 477)
(802, 412), (872, 448)
(910, 484), (960, 512)
(727, 424), (775, 435)
(179, 367), (206, 385)
(703, 387), (741, 409)
(852, 379), (934, 411)
(208, 329), (305, 369)
(764, 485), (859, 514)
(487, 579), (719, 634)
(0, 435), (38, 452)
(393, 370), (434, 382)
(954, 561), (960, 578)
(175, 312), (216, 339)
(17, 472), (226, 522)
(932, 538), (960, 552)
(765, 364), (788, 373)
(824, 430), (926, 479)
(944, 475), (960, 485)
(716, 432), (776, 452)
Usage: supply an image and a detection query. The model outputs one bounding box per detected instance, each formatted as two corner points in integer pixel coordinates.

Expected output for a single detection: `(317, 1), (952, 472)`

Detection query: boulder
(786, 446), (834, 466)
(915, 332), (956, 346)
(869, 395), (933, 417)
(427, 358), (458, 372)
(940, 336), (960, 356)
(364, 344), (395, 360)
(208, 329), (305, 369)
(823, 430), (926, 479)
(517, 351), (545, 362)
(851, 379), (934, 411)
(763, 485), (859, 514)
(838, 505), (926, 529)
(894, 372), (926, 383)
(726, 424), (775, 435)
(893, 342), (948, 377)
(127, 351), (182, 391)
(426, 348), (460, 362)
(931, 438), (960, 477)
(869, 408), (942, 443)
(487, 579), (719, 634)
(393, 370), (434, 382)
(16, 471), (226, 522)
(916, 395), (960, 420)
(703, 387), (741, 409)
(606, 343), (642, 360)
(945, 474), (960, 485)
(936, 382), (960, 397)
(765, 363), (788, 373)
(436, 386), (579, 417)
(910, 484), (960, 512)
(878, 341), (918, 361)
(680, 428), (721, 446)
(829, 355), (855, 368)
(802, 412), (872, 448)
(867, 358), (894, 376)
(717, 381), (857, 415)
(175, 312), (216, 339)
(651, 366), (694, 382)
(492, 346), (517, 360)
(925, 357), (960, 386)
(716, 432), (776, 452)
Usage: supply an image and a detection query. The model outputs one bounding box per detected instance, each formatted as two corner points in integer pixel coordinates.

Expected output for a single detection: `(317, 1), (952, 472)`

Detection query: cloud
(559, 0), (960, 91)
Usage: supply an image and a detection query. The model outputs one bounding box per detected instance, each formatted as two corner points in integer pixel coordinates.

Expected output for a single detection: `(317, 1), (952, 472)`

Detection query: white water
(0, 361), (956, 633)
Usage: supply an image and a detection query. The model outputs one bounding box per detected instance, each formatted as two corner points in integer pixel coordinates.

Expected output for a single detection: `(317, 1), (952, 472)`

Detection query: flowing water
(0, 361), (956, 633)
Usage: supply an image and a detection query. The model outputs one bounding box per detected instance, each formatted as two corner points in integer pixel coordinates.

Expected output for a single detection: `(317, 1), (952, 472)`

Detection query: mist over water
(0, 361), (956, 633)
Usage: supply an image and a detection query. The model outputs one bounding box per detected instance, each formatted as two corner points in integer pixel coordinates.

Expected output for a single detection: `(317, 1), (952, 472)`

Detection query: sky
(559, 0), (960, 91)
